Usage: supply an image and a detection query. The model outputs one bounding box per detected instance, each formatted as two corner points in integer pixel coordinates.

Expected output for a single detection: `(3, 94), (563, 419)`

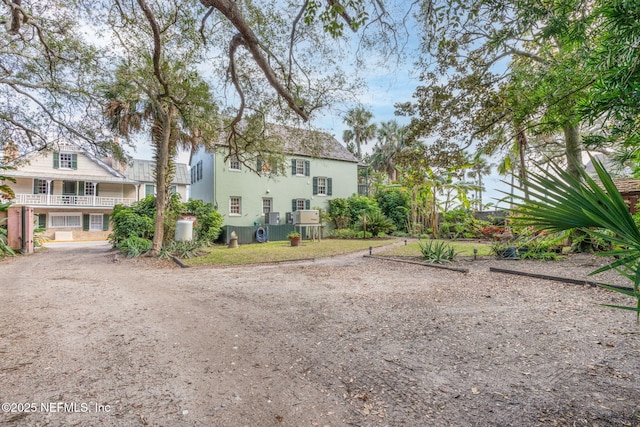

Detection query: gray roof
(210, 123), (358, 163)
(125, 159), (190, 185)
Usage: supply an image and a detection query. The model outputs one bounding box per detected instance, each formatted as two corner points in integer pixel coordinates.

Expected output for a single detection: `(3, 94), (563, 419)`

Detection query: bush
(418, 239), (457, 263)
(109, 204), (155, 245)
(358, 211), (395, 237)
(184, 199), (223, 243)
(328, 198), (351, 229)
(331, 228), (357, 239)
(117, 236), (152, 257)
(375, 187), (410, 232)
(161, 240), (205, 259)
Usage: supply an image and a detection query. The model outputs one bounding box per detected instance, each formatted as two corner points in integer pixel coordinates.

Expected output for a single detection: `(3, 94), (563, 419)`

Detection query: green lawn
(184, 238), (400, 266)
(376, 239), (493, 258)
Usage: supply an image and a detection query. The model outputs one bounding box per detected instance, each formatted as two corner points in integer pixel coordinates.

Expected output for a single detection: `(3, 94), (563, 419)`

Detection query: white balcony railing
(12, 194), (135, 207)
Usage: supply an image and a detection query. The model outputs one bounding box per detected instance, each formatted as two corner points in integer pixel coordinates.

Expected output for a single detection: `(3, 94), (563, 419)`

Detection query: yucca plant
(418, 239), (457, 263)
(509, 157), (640, 320)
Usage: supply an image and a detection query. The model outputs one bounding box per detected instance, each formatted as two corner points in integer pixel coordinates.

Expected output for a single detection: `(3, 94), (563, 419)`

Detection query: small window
(89, 214), (103, 231)
(197, 160), (203, 181)
(170, 185), (177, 194)
(34, 179), (48, 195)
(59, 153), (73, 169)
(145, 184), (155, 197)
(229, 156), (241, 171)
(296, 199), (306, 211)
(317, 177), (327, 196)
(262, 198), (272, 215)
(230, 197), (241, 215)
(84, 182), (96, 196)
(50, 213), (82, 228)
(295, 159), (305, 176)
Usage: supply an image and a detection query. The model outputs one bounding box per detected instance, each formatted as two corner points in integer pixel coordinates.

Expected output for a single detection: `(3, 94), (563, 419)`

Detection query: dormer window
(53, 152), (77, 170)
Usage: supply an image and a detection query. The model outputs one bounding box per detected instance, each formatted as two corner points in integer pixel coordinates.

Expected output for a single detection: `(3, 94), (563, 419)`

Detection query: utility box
(266, 212), (280, 225)
(294, 210), (319, 225)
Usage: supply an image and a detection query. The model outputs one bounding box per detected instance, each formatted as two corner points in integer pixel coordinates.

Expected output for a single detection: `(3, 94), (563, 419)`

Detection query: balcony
(12, 194), (135, 208)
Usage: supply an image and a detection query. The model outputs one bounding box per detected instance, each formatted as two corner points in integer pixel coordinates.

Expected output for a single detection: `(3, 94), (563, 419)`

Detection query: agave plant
(510, 157), (640, 320)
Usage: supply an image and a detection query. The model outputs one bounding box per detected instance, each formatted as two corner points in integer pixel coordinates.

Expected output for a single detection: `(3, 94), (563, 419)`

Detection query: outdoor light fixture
(473, 248), (478, 261)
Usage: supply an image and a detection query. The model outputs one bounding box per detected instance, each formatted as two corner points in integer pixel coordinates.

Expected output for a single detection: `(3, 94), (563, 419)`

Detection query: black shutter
(327, 178), (333, 196)
(71, 154), (78, 170)
(103, 214), (110, 231)
(33, 179), (38, 194)
(78, 181), (85, 196)
(305, 199), (311, 209)
(304, 160), (310, 176)
(292, 199), (297, 212)
(95, 183), (99, 196)
(257, 158), (262, 173)
(53, 152), (59, 169)
(312, 177), (318, 195)
(83, 214), (90, 231)
(291, 159), (296, 175)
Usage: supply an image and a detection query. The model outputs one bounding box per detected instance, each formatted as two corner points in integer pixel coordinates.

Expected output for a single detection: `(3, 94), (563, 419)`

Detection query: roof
(612, 178), (640, 195)
(196, 122), (358, 164)
(124, 159), (190, 185)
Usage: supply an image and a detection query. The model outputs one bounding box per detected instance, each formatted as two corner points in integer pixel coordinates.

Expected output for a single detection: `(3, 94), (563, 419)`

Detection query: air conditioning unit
(294, 210), (319, 225)
(266, 212), (280, 225)
(286, 212), (294, 224)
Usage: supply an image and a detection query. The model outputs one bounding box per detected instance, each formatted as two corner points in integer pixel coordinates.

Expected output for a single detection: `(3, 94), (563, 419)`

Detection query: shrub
(109, 204), (155, 245)
(184, 199), (223, 243)
(375, 187), (410, 232)
(328, 198), (351, 229)
(117, 236), (152, 257)
(418, 239), (457, 263)
(331, 228), (357, 239)
(358, 211), (395, 237)
(161, 240), (205, 259)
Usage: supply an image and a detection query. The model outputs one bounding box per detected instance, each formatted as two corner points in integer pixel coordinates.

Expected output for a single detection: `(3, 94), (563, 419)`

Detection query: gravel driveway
(0, 242), (638, 426)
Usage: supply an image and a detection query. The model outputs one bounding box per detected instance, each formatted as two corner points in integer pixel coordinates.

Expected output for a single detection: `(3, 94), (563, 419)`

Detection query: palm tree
(343, 107), (376, 160)
(370, 120), (407, 182)
(513, 157), (640, 320)
(466, 153), (493, 211)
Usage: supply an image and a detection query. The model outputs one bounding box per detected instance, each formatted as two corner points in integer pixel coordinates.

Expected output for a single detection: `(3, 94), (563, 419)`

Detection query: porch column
(92, 182), (97, 206)
(46, 180), (52, 205)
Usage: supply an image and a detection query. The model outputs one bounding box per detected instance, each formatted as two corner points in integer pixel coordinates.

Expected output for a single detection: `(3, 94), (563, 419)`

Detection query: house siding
(190, 145), (358, 228)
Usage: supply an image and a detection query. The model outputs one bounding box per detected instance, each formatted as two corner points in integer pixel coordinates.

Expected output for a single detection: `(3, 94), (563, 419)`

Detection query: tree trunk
(150, 109), (173, 256)
(563, 124), (582, 180)
(515, 126), (529, 200)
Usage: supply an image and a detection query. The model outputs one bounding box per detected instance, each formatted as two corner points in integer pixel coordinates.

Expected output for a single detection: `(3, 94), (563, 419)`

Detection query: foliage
(418, 239), (457, 263)
(347, 195), (381, 226)
(355, 231), (373, 239)
(369, 121), (408, 182)
(109, 199), (156, 246)
(287, 231), (301, 239)
(331, 228), (358, 239)
(184, 199), (223, 243)
(0, 202), (15, 257)
(161, 240), (205, 259)
(375, 187), (410, 232)
(343, 107), (376, 160)
(327, 198), (351, 229)
(439, 209), (483, 239)
(511, 157), (640, 320)
(117, 236), (153, 258)
(0, 166), (16, 200)
(479, 225), (506, 239)
(357, 211), (395, 237)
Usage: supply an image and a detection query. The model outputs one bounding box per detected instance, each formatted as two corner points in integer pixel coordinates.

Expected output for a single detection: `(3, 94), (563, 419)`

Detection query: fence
(221, 224), (301, 244)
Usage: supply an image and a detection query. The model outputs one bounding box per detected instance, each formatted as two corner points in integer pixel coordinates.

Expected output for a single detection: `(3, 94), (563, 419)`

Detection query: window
(50, 213), (82, 228)
(230, 197), (241, 215)
(296, 199), (306, 211)
(229, 156), (241, 171)
(145, 184), (155, 197)
(84, 182), (96, 196)
(89, 214), (104, 231)
(262, 198), (272, 214)
(34, 179), (48, 195)
(191, 160), (203, 183)
(59, 153), (73, 169)
(62, 180), (77, 195)
(313, 177), (332, 196)
(257, 157), (271, 174)
(294, 159), (305, 176)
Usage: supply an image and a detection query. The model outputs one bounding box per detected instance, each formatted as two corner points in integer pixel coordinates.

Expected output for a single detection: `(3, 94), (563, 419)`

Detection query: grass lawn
(376, 239), (494, 258)
(184, 238), (400, 266)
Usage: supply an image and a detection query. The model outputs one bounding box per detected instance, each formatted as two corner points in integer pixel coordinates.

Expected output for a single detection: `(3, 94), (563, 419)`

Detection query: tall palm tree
(343, 107), (376, 160)
(370, 120), (407, 182)
(466, 153), (493, 211)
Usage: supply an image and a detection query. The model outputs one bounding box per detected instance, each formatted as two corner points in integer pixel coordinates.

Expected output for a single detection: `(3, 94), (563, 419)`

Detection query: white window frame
(89, 214), (103, 231)
(84, 182), (96, 196)
(59, 152), (73, 169)
(230, 196), (241, 216)
(294, 159), (305, 176)
(317, 177), (327, 196)
(49, 213), (82, 228)
(145, 184), (155, 197)
(262, 198), (272, 215)
(229, 156), (241, 171)
(295, 199), (306, 211)
(34, 179), (48, 195)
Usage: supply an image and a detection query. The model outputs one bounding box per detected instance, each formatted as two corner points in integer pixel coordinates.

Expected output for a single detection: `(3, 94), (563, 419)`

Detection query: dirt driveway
(0, 243), (638, 426)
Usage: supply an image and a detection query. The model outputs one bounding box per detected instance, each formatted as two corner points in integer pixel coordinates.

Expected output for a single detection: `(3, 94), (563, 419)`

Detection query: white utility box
(294, 210), (319, 225)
